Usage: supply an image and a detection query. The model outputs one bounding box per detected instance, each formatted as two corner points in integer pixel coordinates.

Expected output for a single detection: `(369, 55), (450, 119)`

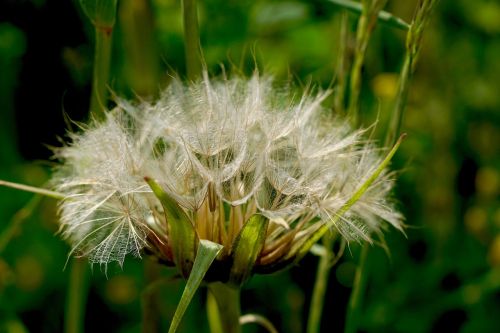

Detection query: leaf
(168, 240), (224, 333)
(229, 214), (269, 286)
(145, 177), (199, 278)
(327, 0), (410, 30)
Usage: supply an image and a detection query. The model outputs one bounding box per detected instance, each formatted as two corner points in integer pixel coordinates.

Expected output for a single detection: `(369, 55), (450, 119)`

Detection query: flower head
(52, 73), (402, 283)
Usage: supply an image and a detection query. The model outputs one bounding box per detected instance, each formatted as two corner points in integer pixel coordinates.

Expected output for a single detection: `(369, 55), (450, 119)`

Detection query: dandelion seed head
(52, 72), (403, 270)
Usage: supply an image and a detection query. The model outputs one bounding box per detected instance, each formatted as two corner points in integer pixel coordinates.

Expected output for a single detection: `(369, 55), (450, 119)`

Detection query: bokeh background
(1, 0), (499, 332)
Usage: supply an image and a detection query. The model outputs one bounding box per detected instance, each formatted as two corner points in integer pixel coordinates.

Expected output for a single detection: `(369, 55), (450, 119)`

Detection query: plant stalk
(307, 235), (334, 333)
(207, 283), (242, 333)
(182, 0), (202, 80)
(89, 25), (113, 120)
(347, 0), (387, 125)
(65, 259), (90, 333)
(344, 243), (369, 333)
(385, 0), (438, 146)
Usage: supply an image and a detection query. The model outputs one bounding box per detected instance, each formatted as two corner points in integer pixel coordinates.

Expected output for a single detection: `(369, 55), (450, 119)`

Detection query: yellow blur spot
(464, 206), (488, 236)
(476, 167), (499, 198)
(14, 255), (45, 292)
(371, 73), (398, 99)
(488, 234), (500, 267)
(105, 276), (138, 305)
(493, 208), (500, 229)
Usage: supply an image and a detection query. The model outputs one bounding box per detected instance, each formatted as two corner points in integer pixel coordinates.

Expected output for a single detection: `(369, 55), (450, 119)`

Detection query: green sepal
(229, 214), (269, 286)
(79, 0), (118, 28)
(327, 0), (410, 30)
(168, 240), (223, 333)
(287, 134), (406, 263)
(145, 177), (199, 278)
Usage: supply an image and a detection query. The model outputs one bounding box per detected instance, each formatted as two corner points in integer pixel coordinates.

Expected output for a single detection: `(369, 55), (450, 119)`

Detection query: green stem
(307, 235), (334, 333)
(385, 54), (411, 146)
(207, 289), (224, 333)
(344, 243), (369, 333)
(347, 0), (387, 125)
(182, 0), (202, 80)
(119, 0), (160, 97)
(207, 283), (242, 333)
(0, 195), (42, 254)
(65, 259), (90, 333)
(334, 12), (349, 114)
(385, 0), (438, 146)
(89, 25), (113, 120)
(0, 179), (64, 199)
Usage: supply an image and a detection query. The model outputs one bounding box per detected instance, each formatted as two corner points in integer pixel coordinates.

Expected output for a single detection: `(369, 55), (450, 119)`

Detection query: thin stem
(0, 179), (64, 199)
(182, 0), (202, 80)
(307, 235), (334, 333)
(65, 259), (90, 333)
(333, 12), (349, 114)
(0, 195), (42, 254)
(385, 54), (411, 146)
(240, 314), (279, 333)
(385, 0), (438, 146)
(89, 25), (113, 120)
(347, 0), (387, 125)
(344, 243), (369, 333)
(207, 283), (242, 333)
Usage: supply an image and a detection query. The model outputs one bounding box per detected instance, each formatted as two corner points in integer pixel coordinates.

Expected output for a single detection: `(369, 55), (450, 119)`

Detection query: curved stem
(240, 314), (279, 333)
(207, 283), (242, 333)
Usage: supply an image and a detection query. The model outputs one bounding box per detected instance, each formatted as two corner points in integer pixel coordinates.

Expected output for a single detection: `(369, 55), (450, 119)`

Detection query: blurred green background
(0, 0), (499, 332)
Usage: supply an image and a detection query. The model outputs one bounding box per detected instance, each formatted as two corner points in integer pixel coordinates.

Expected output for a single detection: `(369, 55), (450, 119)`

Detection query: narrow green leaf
(145, 177), (199, 278)
(229, 215), (269, 286)
(288, 134), (406, 262)
(168, 240), (223, 333)
(327, 0), (410, 30)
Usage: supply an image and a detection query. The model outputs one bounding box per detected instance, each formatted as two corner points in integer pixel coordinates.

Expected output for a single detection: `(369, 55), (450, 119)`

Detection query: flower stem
(89, 25), (113, 120)
(182, 0), (202, 80)
(207, 289), (224, 333)
(119, 0), (160, 97)
(207, 283), (242, 333)
(65, 259), (90, 333)
(347, 0), (387, 124)
(344, 243), (369, 333)
(307, 235), (334, 333)
(333, 12), (349, 114)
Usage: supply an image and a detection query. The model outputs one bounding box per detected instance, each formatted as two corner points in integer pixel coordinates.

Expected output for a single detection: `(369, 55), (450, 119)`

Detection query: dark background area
(1, 0), (499, 332)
